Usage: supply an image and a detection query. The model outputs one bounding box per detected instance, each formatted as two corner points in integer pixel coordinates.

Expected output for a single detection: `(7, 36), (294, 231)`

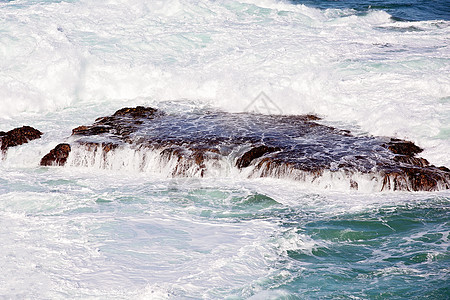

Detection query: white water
(1, 0), (450, 298)
(1, 161), (448, 298)
(61, 143), (384, 192)
(1, 0), (449, 165)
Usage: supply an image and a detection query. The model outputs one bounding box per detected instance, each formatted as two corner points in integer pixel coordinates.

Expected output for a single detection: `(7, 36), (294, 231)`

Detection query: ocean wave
(0, 0), (449, 165)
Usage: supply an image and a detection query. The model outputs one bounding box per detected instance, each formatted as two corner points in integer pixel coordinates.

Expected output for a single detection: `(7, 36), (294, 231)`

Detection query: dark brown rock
(113, 106), (158, 118)
(40, 143), (71, 166)
(101, 143), (118, 153)
(438, 166), (450, 172)
(393, 155), (429, 167)
(43, 106), (450, 192)
(161, 147), (185, 162)
(74, 141), (120, 154)
(383, 138), (423, 156)
(71, 107), (161, 139)
(71, 125), (90, 135)
(382, 167), (450, 191)
(236, 145), (281, 168)
(0, 126), (42, 151)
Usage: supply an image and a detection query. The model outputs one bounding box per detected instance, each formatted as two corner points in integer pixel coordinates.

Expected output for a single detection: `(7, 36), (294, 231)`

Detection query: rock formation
(40, 143), (71, 166)
(0, 126), (42, 152)
(40, 106), (450, 192)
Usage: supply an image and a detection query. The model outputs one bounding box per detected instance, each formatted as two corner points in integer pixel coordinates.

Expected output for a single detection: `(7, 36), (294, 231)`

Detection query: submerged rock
(0, 126), (42, 152)
(41, 106), (450, 192)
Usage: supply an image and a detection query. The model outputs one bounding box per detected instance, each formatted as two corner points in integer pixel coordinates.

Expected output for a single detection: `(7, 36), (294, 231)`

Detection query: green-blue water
(2, 167), (448, 298)
(292, 0), (450, 21)
(279, 198), (450, 298)
(1, 0), (449, 298)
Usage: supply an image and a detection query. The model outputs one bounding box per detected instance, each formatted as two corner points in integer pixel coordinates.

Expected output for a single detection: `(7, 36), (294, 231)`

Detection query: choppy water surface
(1, 165), (449, 298)
(1, 0), (449, 298)
(292, 0), (450, 21)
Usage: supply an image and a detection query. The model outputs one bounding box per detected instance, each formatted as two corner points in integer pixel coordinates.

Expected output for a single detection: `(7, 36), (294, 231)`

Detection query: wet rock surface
(236, 145), (281, 169)
(382, 138), (423, 156)
(0, 126), (42, 152)
(40, 143), (71, 166)
(42, 106), (450, 191)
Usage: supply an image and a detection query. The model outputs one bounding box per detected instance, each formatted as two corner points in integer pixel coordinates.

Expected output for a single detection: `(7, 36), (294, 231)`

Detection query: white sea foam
(0, 2), (449, 296)
(0, 154), (449, 298)
(56, 143), (387, 192)
(0, 0), (449, 165)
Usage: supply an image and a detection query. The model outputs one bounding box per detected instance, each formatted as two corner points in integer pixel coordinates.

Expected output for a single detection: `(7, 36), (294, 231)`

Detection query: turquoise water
(282, 199), (450, 298)
(1, 0), (449, 298)
(292, 0), (450, 21)
(1, 164), (448, 298)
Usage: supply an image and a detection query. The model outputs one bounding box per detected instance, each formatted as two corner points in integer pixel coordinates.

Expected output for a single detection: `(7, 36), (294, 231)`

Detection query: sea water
(0, 0), (449, 298)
